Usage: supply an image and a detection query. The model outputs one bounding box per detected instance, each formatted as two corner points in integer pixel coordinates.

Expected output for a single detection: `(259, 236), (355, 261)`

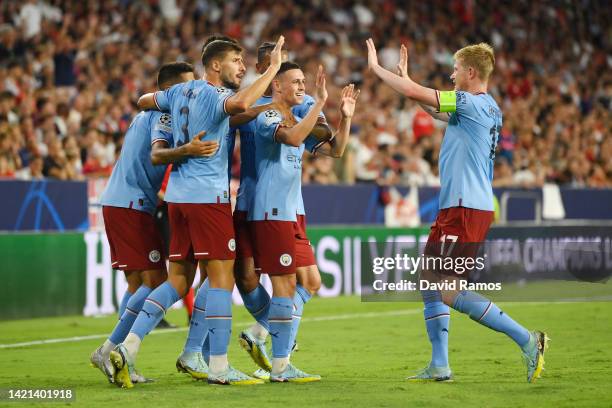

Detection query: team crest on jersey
(149, 250), (161, 263)
(216, 86), (231, 95)
(228, 239), (236, 252)
(280, 253), (292, 267)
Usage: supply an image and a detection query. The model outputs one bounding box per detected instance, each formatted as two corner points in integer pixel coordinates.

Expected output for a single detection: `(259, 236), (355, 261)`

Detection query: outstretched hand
(366, 38), (379, 71)
(397, 44), (408, 78)
(315, 65), (328, 104)
(269, 35), (285, 70)
(340, 84), (360, 118)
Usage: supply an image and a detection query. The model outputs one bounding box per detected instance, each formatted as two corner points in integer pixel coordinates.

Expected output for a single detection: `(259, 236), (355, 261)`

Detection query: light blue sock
(117, 290), (132, 318)
(130, 282), (180, 340)
(288, 284), (311, 351)
(184, 279), (209, 353)
(239, 284), (271, 331)
(452, 290), (530, 347)
(190, 279), (211, 361)
(422, 290), (450, 368)
(269, 297), (293, 358)
(205, 288), (232, 356)
(109, 285), (152, 344)
(202, 336), (210, 365)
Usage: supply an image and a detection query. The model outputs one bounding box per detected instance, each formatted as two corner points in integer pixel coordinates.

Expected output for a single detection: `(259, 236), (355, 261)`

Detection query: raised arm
(224, 36), (285, 114)
(395, 44), (449, 123)
(275, 66), (328, 147)
(316, 84), (360, 158)
(366, 38), (439, 109)
(151, 131), (218, 165)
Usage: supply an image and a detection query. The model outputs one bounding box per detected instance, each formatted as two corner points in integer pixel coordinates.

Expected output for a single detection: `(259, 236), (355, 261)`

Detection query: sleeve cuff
(151, 138), (170, 146)
(153, 93), (161, 110)
(272, 123), (281, 143)
(222, 95), (231, 115)
(311, 135), (334, 154)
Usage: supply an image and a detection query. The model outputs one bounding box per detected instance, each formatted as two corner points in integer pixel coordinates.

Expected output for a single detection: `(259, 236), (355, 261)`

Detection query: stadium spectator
(15, 154), (43, 180)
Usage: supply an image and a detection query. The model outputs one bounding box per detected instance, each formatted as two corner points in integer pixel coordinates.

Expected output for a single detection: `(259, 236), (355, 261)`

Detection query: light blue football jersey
(153, 80), (233, 204)
(226, 126), (237, 183)
(100, 111), (173, 214)
(231, 94), (326, 214)
(232, 95), (271, 212)
(438, 90), (503, 211)
(293, 94), (326, 215)
(249, 109), (319, 222)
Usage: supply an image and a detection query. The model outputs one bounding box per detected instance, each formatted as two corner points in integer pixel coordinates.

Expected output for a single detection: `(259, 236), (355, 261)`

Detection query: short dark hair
(201, 34), (238, 54)
(277, 61), (301, 76)
(257, 41), (276, 63)
(201, 40), (243, 68)
(157, 62), (194, 88)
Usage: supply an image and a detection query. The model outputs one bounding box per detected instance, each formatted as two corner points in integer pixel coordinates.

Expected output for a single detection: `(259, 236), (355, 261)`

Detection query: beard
(220, 71), (241, 90)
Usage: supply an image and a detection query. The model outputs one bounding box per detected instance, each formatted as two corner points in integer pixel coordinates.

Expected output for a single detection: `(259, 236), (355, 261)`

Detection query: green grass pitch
(1, 297), (611, 407)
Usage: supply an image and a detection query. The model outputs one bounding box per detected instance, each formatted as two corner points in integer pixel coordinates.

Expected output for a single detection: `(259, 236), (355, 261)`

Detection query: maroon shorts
(102, 206), (166, 271)
(234, 210), (253, 259)
(168, 203), (236, 262)
(251, 215), (316, 275)
(424, 206), (494, 259)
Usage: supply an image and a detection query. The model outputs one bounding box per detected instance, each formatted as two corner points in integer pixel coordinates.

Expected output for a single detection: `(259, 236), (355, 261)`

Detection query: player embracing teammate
(229, 42), (342, 381)
(89, 32), (359, 387)
(85, 31), (546, 388)
(245, 61), (358, 381)
(89, 62), (217, 385)
(108, 37), (287, 387)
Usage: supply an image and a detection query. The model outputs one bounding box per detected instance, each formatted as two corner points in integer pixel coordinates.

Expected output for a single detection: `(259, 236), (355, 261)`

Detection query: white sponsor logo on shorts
(280, 253), (292, 267)
(228, 239), (236, 252)
(149, 250), (161, 263)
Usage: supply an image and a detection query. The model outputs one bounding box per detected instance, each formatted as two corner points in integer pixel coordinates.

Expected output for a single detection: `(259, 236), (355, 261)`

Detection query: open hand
(340, 83), (360, 118)
(366, 38), (379, 71)
(186, 131), (219, 157)
(269, 35), (285, 70)
(397, 44), (408, 78)
(315, 65), (328, 104)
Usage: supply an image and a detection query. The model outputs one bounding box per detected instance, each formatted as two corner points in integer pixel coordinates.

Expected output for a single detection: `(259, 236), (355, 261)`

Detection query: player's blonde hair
(454, 43), (495, 81)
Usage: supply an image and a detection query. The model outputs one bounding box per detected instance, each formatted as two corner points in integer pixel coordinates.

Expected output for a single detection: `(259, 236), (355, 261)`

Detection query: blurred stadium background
(0, 0), (610, 317)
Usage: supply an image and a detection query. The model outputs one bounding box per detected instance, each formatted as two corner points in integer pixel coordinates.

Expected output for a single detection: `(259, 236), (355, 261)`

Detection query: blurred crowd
(0, 0), (610, 188)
